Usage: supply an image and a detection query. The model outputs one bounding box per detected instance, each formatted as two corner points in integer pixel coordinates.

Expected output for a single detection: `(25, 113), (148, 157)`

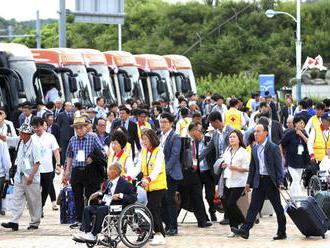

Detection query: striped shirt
(66, 133), (104, 168)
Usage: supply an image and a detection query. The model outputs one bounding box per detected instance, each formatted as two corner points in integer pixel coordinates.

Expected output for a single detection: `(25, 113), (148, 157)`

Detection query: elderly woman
(136, 129), (167, 246)
(73, 162), (137, 243)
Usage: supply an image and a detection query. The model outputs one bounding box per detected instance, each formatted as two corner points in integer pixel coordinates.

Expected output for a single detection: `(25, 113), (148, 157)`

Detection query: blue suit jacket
(247, 141), (284, 189)
(163, 129), (183, 181)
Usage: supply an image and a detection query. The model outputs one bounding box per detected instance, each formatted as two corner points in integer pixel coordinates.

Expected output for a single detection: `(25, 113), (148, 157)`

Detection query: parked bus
(163, 55), (197, 95)
(31, 48), (93, 106)
(134, 54), (174, 106)
(0, 43), (37, 121)
(77, 48), (117, 104)
(103, 51), (145, 105)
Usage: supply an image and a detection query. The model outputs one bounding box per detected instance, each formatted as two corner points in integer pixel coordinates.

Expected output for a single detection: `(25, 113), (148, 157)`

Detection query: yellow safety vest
(137, 122), (151, 139)
(313, 125), (330, 161)
(246, 98), (254, 112)
(225, 108), (242, 130)
(311, 115), (321, 130)
(108, 150), (128, 176)
(141, 147), (167, 192)
(246, 145), (252, 161)
(179, 117), (192, 137)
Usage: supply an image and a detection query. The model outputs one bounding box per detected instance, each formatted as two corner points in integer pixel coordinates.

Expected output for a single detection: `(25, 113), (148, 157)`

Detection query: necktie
(122, 121), (126, 128)
(107, 181), (113, 196)
(25, 117), (29, 124)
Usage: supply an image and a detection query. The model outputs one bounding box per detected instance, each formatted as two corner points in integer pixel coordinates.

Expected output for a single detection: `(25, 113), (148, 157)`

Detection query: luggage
(237, 192), (250, 217)
(260, 199), (274, 217)
(60, 186), (76, 224)
(315, 191), (330, 220)
(283, 191), (329, 238)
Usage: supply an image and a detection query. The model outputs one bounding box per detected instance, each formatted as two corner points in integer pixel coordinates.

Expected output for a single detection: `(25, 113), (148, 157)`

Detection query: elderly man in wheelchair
(72, 162), (153, 248)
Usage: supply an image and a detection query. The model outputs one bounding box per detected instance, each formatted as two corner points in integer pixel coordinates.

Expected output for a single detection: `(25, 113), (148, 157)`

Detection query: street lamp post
(265, 0), (302, 102)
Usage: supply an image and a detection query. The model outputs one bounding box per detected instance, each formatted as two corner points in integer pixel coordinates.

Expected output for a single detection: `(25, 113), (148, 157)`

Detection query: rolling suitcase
(60, 185), (76, 224)
(315, 191), (330, 220)
(282, 191), (329, 238)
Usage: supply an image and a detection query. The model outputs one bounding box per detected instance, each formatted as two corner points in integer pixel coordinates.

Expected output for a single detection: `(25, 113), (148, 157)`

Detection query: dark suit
(242, 141), (286, 235)
(81, 177), (137, 236)
(270, 101), (279, 121)
(56, 111), (74, 165)
(161, 130), (183, 231)
(54, 108), (64, 120)
(49, 123), (60, 144)
(111, 119), (141, 159)
(270, 120), (284, 145)
(18, 113), (34, 127)
(281, 105), (296, 128)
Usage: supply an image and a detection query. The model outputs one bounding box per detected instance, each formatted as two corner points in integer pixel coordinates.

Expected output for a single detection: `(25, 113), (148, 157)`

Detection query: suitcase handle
(279, 189), (297, 207)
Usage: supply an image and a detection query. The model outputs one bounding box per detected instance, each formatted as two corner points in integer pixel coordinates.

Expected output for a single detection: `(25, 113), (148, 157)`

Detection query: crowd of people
(0, 91), (330, 245)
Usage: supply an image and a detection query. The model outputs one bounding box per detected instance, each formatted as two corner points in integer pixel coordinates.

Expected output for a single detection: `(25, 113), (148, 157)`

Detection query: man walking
(159, 112), (183, 236)
(63, 116), (105, 227)
(1, 124), (42, 231)
(232, 124), (286, 240)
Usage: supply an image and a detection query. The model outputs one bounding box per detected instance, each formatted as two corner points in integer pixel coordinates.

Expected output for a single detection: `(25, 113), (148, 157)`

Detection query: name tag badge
(103, 145), (109, 154)
(77, 150), (85, 162)
(24, 158), (32, 170)
(102, 194), (112, 206)
(297, 144), (304, 155)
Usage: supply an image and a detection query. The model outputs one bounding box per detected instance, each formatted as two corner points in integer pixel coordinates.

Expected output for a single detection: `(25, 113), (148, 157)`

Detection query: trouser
(60, 141), (69, 165)
(199, 170), (216, 215)
(81, 205), (108, 236)
(223, 186), (245, 228)
(161, 176), (179, 230)
(242, 176), (286, 234)
(10, 179), (42, 227)
(147, 190), (166, 237)
(0, 177), (5, 211)
(41, 172), (55, 207)
(49, 171), (56, 202)
(70, 167), (99, 222)
(182, 169), (208, 224)
(288, 167), (304, 197)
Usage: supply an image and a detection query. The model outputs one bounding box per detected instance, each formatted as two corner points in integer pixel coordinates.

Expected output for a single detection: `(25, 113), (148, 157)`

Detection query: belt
(260, 175), (270, 179)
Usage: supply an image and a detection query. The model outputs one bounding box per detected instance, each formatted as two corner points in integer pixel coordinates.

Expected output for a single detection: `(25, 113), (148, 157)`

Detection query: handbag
(1, 181), (9, 199)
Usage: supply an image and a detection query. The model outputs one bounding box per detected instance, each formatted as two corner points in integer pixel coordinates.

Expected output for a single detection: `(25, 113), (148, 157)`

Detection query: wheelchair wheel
(308, 175), (321, 196)
(118, 203), (154, 248)
(98, 214), (120, 248)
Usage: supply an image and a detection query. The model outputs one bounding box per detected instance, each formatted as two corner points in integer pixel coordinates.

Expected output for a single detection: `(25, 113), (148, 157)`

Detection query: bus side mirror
(124, 77), (132, 92)
(157, 79), (165, 94)
(182, 77), (191, 93)
(93, 75), (102, 92)
(69, 76), (78, 93)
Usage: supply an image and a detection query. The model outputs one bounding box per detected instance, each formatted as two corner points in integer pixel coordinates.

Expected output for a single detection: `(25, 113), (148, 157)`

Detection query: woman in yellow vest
(308, 113), (330, 162)
(138, 128), (167, 245)
(224, 98), (245, 130)
(175, 107), (192, 137)
(107, 130), (136, 180)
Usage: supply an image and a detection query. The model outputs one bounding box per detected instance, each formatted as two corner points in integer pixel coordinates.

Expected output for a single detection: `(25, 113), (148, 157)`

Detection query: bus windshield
(9, 60), (36, 102)
(64, 64), (93, 106)
(121, 66), (145, 102)
(89, 64), (116, 103)
(153, 69), (173, 100)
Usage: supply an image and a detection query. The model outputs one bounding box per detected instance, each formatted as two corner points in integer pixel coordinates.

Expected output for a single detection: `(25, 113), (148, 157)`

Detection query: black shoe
(0, 210), (5, 216)
(1, 222), (19, 231)
(166, 229), (178, 236)
(273, 233), (287, 240)
(69, 222), (80, 229)
(27, 225), (38, 230)
(198, 221), (212, 228)
(41, 210), (44, 218)
(219, 218), (230, 225)
(210, 212), (217, 222)
(231, 227), (249, 239)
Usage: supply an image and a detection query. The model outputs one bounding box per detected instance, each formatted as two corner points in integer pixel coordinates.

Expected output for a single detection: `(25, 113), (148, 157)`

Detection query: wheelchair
(75, 193), (154, 248)
(308, 170), (330, 196)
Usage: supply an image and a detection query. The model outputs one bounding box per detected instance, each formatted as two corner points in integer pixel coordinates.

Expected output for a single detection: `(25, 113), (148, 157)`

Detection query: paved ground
(0, 175), (329, 248)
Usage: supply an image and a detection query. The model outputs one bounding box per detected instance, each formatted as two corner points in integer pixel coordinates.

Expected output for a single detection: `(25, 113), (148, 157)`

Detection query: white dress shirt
(257, 139), (268, 176)
(45, 87), (59, 103)
(160, 129), (172, 148)
(136, 147), (165, 181)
